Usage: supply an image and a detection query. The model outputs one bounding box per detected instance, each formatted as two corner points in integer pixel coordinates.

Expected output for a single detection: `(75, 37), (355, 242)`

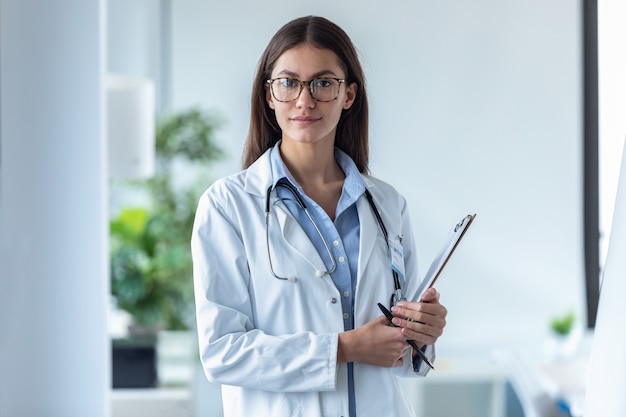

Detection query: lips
(290, 115), (321, 124)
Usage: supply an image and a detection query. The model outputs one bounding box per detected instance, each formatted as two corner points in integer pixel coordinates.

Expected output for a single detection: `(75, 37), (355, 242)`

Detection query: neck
(279, 141), (343, 186)
(278, 140), (345, 221)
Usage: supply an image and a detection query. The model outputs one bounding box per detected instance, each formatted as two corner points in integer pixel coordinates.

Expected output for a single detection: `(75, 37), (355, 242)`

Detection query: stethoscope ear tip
(315, 270), (326, 278)
(287, 276), (297, 283)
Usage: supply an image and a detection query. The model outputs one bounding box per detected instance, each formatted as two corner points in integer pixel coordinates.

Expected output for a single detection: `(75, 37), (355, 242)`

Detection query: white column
(0, 0), (109, 416)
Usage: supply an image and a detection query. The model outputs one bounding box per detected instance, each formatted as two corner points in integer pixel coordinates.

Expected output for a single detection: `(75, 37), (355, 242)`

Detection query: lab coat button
(331, 297), (337, 304)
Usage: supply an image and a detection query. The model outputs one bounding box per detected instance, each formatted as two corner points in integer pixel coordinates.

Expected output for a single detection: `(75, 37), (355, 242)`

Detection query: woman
(191, 15), (447, 417)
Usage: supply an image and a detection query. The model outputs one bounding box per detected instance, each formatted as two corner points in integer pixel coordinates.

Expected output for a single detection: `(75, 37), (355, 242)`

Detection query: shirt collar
(268, 141), (366, 199)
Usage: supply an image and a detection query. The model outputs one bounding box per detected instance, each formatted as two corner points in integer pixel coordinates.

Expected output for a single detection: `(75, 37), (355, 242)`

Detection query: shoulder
(199, 150), (272, 208)
(193, 169), (263, 237)
(201, 170), (247, 205)
(361, 174), (405, 203)
(360, 174), (411, 225)
(194, 171), (253, 228)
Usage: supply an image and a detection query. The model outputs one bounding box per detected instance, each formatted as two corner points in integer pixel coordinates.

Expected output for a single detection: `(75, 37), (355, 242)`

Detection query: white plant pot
(543, 326), (583, 362)
(157, 330), (198, 387)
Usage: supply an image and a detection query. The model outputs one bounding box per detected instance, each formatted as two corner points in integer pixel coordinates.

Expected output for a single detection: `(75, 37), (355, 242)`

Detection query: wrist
(337, 330), (357, 364)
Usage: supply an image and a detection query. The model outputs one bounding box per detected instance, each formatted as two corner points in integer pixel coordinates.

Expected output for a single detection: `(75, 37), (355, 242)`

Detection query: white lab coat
(191, 150), (434, 417)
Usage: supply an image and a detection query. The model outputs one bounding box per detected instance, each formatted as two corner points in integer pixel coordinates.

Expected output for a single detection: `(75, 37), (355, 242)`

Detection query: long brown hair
(242, 16), (369, 173)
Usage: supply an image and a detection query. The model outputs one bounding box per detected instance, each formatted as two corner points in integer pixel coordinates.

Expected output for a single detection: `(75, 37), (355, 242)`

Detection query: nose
(295, 82), (316, 108)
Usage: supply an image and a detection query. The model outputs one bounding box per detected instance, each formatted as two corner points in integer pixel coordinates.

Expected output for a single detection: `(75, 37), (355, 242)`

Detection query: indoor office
(1, 1), (624, 416)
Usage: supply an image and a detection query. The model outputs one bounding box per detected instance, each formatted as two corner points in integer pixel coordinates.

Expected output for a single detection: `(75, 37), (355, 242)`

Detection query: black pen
(377, 302), (435, 370)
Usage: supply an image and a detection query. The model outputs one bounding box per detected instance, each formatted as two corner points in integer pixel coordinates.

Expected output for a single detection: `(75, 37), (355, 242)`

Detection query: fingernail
(392, 318), (401, 326)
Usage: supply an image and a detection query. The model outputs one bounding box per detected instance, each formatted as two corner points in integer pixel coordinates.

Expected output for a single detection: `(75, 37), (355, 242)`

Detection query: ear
(342, 81), (357, 110)
(266, 86), (275, 110)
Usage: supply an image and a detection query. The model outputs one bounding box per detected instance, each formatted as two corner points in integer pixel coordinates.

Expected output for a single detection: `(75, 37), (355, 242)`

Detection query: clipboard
(416, 213), (476, 300)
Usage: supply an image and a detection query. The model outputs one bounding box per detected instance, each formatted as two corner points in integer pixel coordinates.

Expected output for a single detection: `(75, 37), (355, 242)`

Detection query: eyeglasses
(266, 77), (346, 102)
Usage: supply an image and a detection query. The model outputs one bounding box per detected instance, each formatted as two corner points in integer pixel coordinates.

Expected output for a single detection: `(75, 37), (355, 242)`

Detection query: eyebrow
(273, 69), (340, 79)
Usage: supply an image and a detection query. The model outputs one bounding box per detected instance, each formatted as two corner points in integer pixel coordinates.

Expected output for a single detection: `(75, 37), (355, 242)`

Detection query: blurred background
(1, 0), (624, 416)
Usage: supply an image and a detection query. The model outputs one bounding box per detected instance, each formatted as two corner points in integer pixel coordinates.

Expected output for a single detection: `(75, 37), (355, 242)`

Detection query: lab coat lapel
(272, 202), (328, 273)
(356, 194), (379, 278)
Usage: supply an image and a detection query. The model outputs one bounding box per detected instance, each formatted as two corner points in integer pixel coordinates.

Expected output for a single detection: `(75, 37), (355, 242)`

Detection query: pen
(377, 302), (435, 370)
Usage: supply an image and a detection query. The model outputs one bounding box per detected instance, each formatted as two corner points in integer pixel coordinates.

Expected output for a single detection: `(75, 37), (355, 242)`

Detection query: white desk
(111, 388), (191, 417)
(111, 357), (513, 417)
(400, 356), (508, 417)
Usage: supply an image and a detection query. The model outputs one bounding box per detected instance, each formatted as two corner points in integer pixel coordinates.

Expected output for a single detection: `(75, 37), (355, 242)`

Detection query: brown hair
(242, 16), (369, 173)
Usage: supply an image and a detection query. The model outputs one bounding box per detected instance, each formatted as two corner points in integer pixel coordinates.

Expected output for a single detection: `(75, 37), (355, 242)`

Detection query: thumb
(421, 287), (439, 302)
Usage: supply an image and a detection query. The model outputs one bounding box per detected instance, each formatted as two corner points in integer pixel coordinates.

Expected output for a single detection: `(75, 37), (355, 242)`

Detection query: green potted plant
(544, 310), (581, 362)
(550, 311), (576, 337)
(110, 107), (223, 332)
(110, 107), (223, 387)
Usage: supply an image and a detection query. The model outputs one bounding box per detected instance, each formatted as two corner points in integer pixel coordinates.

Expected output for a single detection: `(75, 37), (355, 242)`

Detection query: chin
(283, 130), (335, 146)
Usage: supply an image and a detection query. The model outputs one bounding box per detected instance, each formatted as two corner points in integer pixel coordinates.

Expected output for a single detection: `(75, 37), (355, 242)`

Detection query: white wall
(168, 0), (584, 356)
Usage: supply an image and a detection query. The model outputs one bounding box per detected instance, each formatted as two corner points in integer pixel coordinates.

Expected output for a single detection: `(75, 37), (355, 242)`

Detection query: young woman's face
(266, 43), (356, 147)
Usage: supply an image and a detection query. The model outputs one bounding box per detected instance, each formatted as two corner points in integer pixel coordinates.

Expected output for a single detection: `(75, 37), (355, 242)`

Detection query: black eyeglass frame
(266, 77), (346, 103)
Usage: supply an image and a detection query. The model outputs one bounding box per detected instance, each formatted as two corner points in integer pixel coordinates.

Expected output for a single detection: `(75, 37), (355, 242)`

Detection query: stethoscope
(264, 182), (406, 306)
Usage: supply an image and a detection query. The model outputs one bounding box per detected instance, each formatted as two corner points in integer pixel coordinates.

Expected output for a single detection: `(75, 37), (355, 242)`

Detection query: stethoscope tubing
(265, 183), (337, 281)
(265, 182), (404, 304)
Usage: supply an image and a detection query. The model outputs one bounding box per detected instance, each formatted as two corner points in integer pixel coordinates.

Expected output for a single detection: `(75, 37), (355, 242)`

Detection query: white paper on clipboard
(416, 213), (476, 300)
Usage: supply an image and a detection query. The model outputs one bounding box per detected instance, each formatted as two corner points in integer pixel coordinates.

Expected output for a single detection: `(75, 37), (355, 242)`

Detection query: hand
(337, 316), (412, 368)
(390, 288), (447, 347)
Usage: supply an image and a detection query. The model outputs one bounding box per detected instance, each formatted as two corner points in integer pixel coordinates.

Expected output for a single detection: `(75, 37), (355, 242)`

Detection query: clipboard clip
(454, 214), (472, 232)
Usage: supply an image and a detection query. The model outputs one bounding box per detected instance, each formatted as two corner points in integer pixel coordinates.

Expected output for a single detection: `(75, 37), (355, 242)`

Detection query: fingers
(391, 295), (448, 345)
(347, 316), (415, 368)
(401, 318), (445, 345)
(340, 318), (409, 367)
(392, 301), (447, 324)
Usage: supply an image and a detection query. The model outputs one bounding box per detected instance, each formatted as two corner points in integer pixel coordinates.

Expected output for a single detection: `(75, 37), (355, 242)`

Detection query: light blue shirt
(269, 142), (364, 417)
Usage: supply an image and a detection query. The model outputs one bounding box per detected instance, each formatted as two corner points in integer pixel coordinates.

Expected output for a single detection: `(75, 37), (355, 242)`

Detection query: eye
(312, 78), (334, 88)
(277, 78), (299, 88)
